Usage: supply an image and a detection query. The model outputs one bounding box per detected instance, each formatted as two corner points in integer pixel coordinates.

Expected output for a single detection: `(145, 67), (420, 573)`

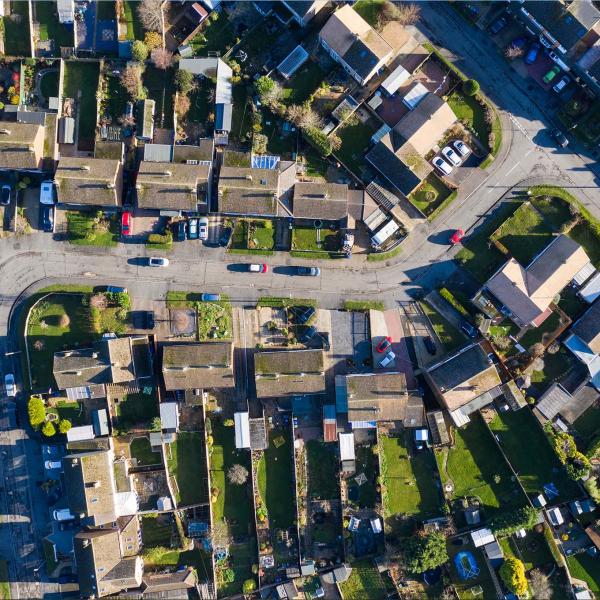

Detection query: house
(342, 372), (423, 428)
(159, 402), (180, 433)
(140, 568), (197, 596)
(425, 344), (503, 427)
(564, 299), (600, 390)
(218, 166), (281, 217)
(55, 157), (124, 208)
(283, 0), (327, 25)
(254, 349), (325, 399)
(136, 161), (211, 214)
(161, 342), (234, 391)
(485, 235), (591, 328)
(292, 181), (349, 224)
(0, 123), (45, 171)
(319, 4), (393, 85)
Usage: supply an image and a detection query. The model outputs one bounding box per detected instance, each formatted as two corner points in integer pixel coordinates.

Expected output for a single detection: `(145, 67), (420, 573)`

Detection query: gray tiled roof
(218, 166), (280, 216)
(571, 299), (600, 354)
(0, 122), (44, 169)
(292, 182), (348, 220)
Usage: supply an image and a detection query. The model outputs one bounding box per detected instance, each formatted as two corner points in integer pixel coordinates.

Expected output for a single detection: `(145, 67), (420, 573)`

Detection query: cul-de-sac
(1, 1), (600, 599)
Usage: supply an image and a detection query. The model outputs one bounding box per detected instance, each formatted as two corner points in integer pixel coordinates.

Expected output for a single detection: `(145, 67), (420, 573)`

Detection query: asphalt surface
(1, 5), (599, 596)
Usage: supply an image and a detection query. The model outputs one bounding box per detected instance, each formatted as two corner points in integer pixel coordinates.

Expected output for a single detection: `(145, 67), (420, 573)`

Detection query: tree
(462, 79), (480, 96)
(530, 568), (552, 600)
(404, 531), (448, 574)
(144, 30), (162, 50)
(396, 3), (421, 25)
(255, 76), (282, 107)
(175, 94), (191, 118)
(242, 579), (257, 594)
(58, 419), (72, 434)
(304, 126), (332, 156)
(490, 506), (538, 537)
(132, 40), (149, 62)
(42, 421), (56, 437)
(252, 133), (268, 155)
(286, 103), (322, 130)
(529, 343), (545, 359)
(175, 69), (193, 94)
(227, 464), (249, 485)
(505, 44), (524, 60)
(121, 64), (143, 99)
(28, 396), (46, 428)
(222, 568), (234, 583)
(138, 0), (164, 34)
(152, 48), (174, 70)
(499, 557), (528, 596)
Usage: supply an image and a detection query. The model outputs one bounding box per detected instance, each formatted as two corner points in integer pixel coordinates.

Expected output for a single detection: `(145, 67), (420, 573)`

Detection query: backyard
(66, 211), (119, 247)
(35, 1), (74, 50)
(435, 413), (527, 517)
(115, 388), (159, 431)
(143, 66), (175, 129)
(334, 119), (378, 176)
(105, 74), (129, 123)
(166, 432), (208, 506)
(447, 540), (498, 600)
(189, 11), (236, 55)
(282, 61), (326, 106)
(347, 445), (379, 510)
(122, 0), (144, 41)
(63, 61), (100, 145)
(306, 440), (339, 499)
(567, 552), (600, 595)
(408, 174), (454, 218)
(4, 1), (31, 56)
(291, 227), (342, 259)
(47, 400), (85, 425)
(420, 301), (465, 352)
(130, 436), (162, 466)
(141, 514), (173, 547)
(229, 219), (275, 255)
(338, 559), (387, 600)
(230, 84), (251, 143)
(574, 404), (600, 452)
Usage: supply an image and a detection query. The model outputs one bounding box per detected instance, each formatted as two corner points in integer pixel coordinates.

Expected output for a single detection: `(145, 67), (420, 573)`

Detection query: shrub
(147, 233), (171, 245)
(550, 430), (591, 480)
(404, 531), (448, 574)
(439, 287), (470, 317)
(490, 505), (538, 537)
(223, 418), (234, 427)
(115, 292), (131, 309)
(252, 133), (268, 155)
(131, 40), (149, 62)
(462, 79), (480, 96)
(28, 396), (46, 428)
(174, 69), (193, 94)
(42, 421), (56, 437)
(222, 568), (234, 583)
(58, 419), (72, 434)
(243, 579), (256, 594)
(499, 557), (527, 596)
(144, 31), (162, 50)
(303, 127), (332, 156)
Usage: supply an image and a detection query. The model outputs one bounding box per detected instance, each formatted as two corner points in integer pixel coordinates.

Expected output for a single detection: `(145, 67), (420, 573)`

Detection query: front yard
(334, 119), (378, 176)
(166, 431), (209, 506)
(63, 61), (100, 144)
(229, 219), (275, 255)
(419, 301), (465, 352)
(408, 174), (455, 218)
(197, 300), (232, 341)
(66, 211), (119, 247)
(291, 226), (342, 259)
(447, 89), (489, 146)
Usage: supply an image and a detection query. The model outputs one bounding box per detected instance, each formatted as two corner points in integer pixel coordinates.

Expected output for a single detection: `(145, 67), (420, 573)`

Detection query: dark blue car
(525, 42), (541, 65)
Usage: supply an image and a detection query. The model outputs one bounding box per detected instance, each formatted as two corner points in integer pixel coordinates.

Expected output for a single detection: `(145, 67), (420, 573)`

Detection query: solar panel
(251, 154), (280, 169)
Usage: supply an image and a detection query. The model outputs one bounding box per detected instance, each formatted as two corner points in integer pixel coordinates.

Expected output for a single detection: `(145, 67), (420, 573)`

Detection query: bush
(303, 127), (332, 156)
(462, 79), (480, 96)
(222, 568), (234, 583)
(28, 396), (46, 428)
(223, 418), (234, 427)
(252, 133), (268, 155)
(58, 419), (72, 434)
(131, 40), (149, 61)
(147, 232), (171, 245)
(144, 31), (162, 50)
(499, 557), (528, 596)
(42, 421), (56, 437)
(243, 579), (256, 594)
(439, 287), (470, 317)
(115, 292), (131, 309)
(490, 505), (538, 537)
(175, 69), (193, 94)
(404, 531), (448, 574)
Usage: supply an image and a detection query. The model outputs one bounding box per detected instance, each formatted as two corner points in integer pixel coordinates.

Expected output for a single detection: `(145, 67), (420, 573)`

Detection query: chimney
(135, 183), (142, 190)
(106, 183), (115, 189)
(0, 129), (11, 135)
(163, 170), (172, 177)
(245, 174), (253, 181)
(80, 165), (91, 171)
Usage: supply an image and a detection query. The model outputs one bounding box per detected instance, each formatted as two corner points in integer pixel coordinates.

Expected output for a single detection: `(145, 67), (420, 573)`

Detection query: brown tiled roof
(162, 342), (234, 390)
(137, 161), (210, 210)
(292, 182), (348, 220)
(55, 157), (123, 207)
(0, 122), (44, 169)
(218, 166), (280, 216)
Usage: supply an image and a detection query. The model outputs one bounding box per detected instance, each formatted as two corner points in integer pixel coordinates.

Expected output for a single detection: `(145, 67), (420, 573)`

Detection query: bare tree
(152, 48), (174, 70)
(120, 64), (143, 99)
(505, 44), (524, 59)
(330, 133), (342, 152)
(530, 569), (552, 599)
(137, 0), (164, 34)
(286, 103), (322, 130)
(212, 520), (229, 546)
(394, 2), (421, 26)
(227, 464), (249, 485)
(175, 94), (190, 118)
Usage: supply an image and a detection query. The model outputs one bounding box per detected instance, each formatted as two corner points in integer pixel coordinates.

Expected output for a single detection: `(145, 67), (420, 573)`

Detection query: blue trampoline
(251, 154), (280, 169)
(454, 551), (480, 580)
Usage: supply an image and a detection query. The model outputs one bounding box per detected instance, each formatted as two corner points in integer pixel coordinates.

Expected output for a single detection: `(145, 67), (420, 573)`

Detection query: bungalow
(254, 349), (325, 399)
(292, 181), (349, 224)
(564, 299), (600, 390)
(0, 122), (45, 171)
(484, 235), (591, 328)
(319, 4), (393, 86)
(161, 342), (234, 391)
(55, 156), (124, 208)
(218, 166), (281, 217)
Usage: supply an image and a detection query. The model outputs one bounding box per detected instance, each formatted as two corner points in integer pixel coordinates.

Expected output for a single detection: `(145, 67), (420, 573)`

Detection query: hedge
(257, 297), (318, 308)
(439, 287), (470, 318)
(303, 126), (332, 156)
(343, 300), (385, 312)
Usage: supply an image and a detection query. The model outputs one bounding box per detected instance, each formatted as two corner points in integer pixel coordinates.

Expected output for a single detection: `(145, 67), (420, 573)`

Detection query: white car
(453, 140), (471, 158)
(380, 351), (396, 368)
(4, 373), (15, 397)
(442, 146), (462, 167)
(432, 156), (453, 176)
(147, 257), (169, 267)
(553, 75), (570, 93)
(45, 460), (62, 471)
(40, 180), (55, 205)
(198, 217), (209, 240)
(53, 508), (75, 522)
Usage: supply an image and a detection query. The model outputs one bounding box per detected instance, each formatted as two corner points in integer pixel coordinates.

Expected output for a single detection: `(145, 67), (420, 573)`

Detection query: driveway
(330, 310), (371, 375)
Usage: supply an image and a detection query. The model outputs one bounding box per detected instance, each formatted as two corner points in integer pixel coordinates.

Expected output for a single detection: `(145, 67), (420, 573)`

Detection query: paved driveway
(330, 310), (371, 375)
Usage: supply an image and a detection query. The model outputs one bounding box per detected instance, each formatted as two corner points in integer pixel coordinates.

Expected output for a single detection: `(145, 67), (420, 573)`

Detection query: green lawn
(291, 227), (342, 258)
(512, 528), (555, 572)
(197, 300), (232, 341)
(123, 0), (144, 40)
(574, 405), (600, 452)
(447, 90), (488, 144)
(0, 559), (9, 600)
(419, 301), (465, 352)
(489, 409), (580, 502)
(229, 219), (275, 256)
(518, 309), (562, 349)
(338, 559), (387, 600)
(63, 61), (100, 144)
(530, 347), (577, 389)
(490, 202), (554, 266)
(167, 432), (208, 506)
(306, 440), (339, 499)
(130, 437), (162, 466)
(216, 542), (256, 598)
(40, 71), (59, 101)
(35, 1), (74, 49)
(348, 445), (379, 509)
(141, 514), (172, 547)
(447, 541), (498, 600)
(106, 74), (128, 121)
(531, 195), (573, 231)
(282, 61), (325, 105)
(436, 413), (526, 516)
(116, 389), (159, 430)
(27, 293), (93, 389)
(188, 77), (212, 124)
(567, 553), (600, 594)
(335, 119), (378, 175)
(380, 434), (440, 527)
(261, 112), (296, 157)
(143, 66), (175, 129)
(230, 85), (251, 143)
(303, 149), (329, 179)
(66, 211), (118, 247)
(257, 428), (296, 531)
(48, 400), (85, 425)
(142, 545), (213, 585)
(189, 11), (236, 55)
(353, 0), (386, 27)
(4, 1), (31, 56)
(408, 174), (454, 217)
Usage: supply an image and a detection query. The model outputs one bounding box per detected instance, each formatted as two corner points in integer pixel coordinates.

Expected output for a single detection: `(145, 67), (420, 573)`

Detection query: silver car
(442, 145), (462, 167)
(432, 156), (453, 176)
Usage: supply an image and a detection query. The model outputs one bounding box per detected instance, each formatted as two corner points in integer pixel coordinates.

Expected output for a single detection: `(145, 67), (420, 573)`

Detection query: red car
(449, 229), (464, 245)
(376, 337), (392, 353)
(121, 211), (132, 236)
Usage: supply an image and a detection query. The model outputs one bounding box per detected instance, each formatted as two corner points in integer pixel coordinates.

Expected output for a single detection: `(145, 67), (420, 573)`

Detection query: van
(53, 508), (75, 522)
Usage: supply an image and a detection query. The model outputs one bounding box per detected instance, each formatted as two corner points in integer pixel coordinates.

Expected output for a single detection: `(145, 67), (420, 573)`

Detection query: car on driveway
(144, 311), (155, 329)
(40, 204), (55, 232)
(219, 226), (233, 247)
(0, 184), (10, 206)
(380, 351), (396, 368)
(296, 266), (321, 276)
(553, 75), (570, 93)
(147, 257), (169, 267)
(198, 216), (209, 240)
(453, 140), (471, 158)
(524, 41), (541, 65)
(40, 180), (55, 205)
(488, 15), (507, 35)
(552, 129), (569, 148)
(442, 146), (462, 167)
(248, 263), (268, 273)
(201, 293), (221, 302)
(4, 373), (15, 397)
(449, 229), (464, 245)
(376, 337), (392, 353)
(432, 156), (453, 176)
(423, 336), (437, 355)
(187, 218), (199, 240)
(543, 65), (561, 84)
(44, 460), (62, 471)
(121, 211), (132, 236)
(460, 320), (478, 338)
(174, 220), (186, 242)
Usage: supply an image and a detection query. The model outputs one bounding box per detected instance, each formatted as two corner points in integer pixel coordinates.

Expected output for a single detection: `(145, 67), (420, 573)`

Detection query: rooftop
(292, 181), (348, 220)
(218, 166), (280, 216)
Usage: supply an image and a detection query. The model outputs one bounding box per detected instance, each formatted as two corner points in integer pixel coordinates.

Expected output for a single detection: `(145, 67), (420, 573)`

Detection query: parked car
(442, 145), (462, 167)
(248, 263), (268, 273)
(53, 508), (75, 522)
(147, 257), (169, 267)
(44, 460), (62, 471)
(453, 140), (471, 158)
(553, 75), (570, 93)
(0, 184), (10, 206)
(524, 41), (541, 65)
(173, 219), (186, 242)
(198, 216), (209, 240)
(488, 15), (508, 35)
(219, 226), (233, 247)
(552, 129), (569, 148)
(121, 211), (132, 236)
(376, 337), (392, 353)
(543, 65), (561, 84)
(509, 36), (527, 50)
(460, 320), (478, 338)
(106, 285), (127, 293)
(4, 373), (15, 397)
(40, 204), (55, 233)
(432, 156), (453, 176)
(40, 180), (55, 205)
(449, 229), (464, 245)
(296, 266), (321, 276)
(423, 336), (437, 355)
(187, 218), (199, 240)
(144, 311), (155, 330)
(201, 293), (221, 302)
(380, 351), (396, 368)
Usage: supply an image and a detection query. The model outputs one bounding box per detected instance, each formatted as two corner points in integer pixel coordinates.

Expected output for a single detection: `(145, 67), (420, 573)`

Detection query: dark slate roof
(366, 141), (421, 196)
(571, 299), (600, 354)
